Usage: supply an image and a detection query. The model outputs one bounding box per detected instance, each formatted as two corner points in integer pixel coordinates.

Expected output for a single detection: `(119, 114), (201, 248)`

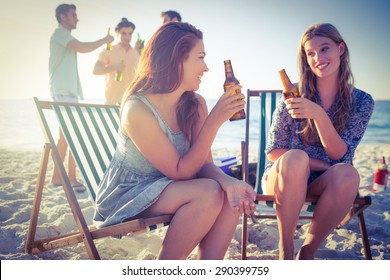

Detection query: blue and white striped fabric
(254, 90), (282, 194)
(52, 103), (119, 201)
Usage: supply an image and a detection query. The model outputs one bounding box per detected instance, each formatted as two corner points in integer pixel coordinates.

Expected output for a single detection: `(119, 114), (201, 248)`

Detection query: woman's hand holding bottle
(209, 84), (245, 126)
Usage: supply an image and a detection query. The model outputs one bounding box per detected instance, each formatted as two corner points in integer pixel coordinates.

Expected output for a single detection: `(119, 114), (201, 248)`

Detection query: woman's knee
(277, 149), (309, 178)
(196, 179), (224, 209)
(328, 164), (360, 193)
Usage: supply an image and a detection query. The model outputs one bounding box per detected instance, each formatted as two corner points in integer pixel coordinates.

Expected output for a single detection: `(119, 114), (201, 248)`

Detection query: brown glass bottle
(106, 27), (112, 51)
(278, 69), (301, 99)
(223, 60), (246, 121)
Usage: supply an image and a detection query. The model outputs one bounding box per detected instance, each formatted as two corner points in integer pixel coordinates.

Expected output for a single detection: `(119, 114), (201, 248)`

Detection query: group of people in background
(48, 4), (181, 191)
(93, 10), (182, 105)
(47, 3), (374, 260)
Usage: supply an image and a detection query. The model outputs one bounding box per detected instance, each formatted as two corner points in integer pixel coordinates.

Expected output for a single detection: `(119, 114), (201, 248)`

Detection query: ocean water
(210, 99), (390, 150)
(0, 98), (389, 151)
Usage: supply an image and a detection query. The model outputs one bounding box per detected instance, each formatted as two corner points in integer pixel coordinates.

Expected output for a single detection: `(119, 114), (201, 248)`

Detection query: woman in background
(263, 23), (374, 259)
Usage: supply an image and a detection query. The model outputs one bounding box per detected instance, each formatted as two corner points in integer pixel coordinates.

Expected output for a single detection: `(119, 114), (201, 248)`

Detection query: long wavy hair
(121, 22), (202, 141)
(298, 23), (354, 145)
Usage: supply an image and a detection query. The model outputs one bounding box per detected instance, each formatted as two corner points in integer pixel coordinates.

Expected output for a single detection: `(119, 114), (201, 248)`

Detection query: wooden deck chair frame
(25, 97), (172, 260)
(240, 90), (372, 260)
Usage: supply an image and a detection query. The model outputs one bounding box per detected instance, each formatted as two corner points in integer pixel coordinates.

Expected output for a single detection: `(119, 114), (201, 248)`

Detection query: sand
(0, 144), (389, 260)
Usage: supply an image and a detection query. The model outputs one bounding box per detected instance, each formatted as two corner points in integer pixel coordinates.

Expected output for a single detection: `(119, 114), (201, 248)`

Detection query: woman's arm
(192, 96), (256, 213)
(313, 106), (348, 160)
(335, 91), (374, 163)
(121, 86), (244, 180)
(285, 97), (347, 160)
(197, 163), (256, 214)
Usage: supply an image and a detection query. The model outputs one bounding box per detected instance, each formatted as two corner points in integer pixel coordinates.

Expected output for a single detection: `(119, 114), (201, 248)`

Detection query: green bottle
(115, 60), (124, 82)
(106, 27), (112, 51)
(137, 33), (144, 52)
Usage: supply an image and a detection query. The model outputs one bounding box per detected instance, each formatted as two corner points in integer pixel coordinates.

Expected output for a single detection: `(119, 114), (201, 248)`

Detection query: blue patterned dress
(263, 88), (374, 184)
(93, 94), (190, 228)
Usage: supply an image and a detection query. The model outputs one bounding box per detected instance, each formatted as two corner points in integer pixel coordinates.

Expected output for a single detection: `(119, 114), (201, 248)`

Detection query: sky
(0, 0), (389, 101)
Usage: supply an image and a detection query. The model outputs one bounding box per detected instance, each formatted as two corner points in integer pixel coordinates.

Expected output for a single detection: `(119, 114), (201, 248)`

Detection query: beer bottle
(106, 27), (112, 51)
(223, 60), (246, 121)
(278, 69), (301, 99)
(115, 60), (124, 82)
(137, 33), (145, 53)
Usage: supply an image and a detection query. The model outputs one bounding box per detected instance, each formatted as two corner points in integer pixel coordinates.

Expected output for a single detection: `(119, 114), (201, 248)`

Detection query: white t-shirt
(49, 25), (83, 99)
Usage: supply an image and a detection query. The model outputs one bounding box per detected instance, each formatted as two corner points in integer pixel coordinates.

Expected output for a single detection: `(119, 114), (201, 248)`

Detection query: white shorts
(52, 94), (79, 103)
(261, 173), (268, 195)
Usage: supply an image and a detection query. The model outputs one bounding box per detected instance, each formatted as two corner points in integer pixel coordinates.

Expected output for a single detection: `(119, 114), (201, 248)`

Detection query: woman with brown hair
(93, 22), (256, 260)
(262, 23), (374, 259)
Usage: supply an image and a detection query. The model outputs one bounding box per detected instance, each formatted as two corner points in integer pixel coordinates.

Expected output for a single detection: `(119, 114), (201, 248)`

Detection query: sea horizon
(0, 98), (389, 152)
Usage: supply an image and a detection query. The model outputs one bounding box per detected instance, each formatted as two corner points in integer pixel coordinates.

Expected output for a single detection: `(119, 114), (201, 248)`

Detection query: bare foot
(70, 180), (86, 193)
(296, 247), (314, 260)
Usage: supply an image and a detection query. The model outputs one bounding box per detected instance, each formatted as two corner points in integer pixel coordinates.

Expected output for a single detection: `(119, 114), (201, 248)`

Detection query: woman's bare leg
(138, 178), (225, 260)
(197, 192), (240, 259)
(265, 149), (310, 259)
(297, 163), (359, 259)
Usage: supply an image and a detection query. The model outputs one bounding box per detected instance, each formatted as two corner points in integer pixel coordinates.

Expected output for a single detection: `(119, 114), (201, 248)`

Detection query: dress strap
(129, 94), (160, 117)
(128, 94), (172, 134)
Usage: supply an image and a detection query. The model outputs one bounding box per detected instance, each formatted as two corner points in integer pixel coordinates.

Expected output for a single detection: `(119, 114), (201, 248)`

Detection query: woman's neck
(147, 90), (182, 112)
(316, 76), (338, 110)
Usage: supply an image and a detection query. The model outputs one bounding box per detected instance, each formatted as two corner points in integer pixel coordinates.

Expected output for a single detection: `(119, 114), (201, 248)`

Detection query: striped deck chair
(240, 90), (372, 260)
(25, 97), (172, 260)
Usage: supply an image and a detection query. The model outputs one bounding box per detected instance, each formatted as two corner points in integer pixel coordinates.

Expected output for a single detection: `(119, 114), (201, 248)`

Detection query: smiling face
(304, 35), (345, 80)
(181, 40), (209, 91)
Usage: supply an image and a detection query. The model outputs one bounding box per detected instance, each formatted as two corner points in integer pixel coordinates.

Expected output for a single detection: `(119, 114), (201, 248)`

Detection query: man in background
(161, 10), (182, 24)
(49, 3), (113, 192)
(93, 18), (141, 105)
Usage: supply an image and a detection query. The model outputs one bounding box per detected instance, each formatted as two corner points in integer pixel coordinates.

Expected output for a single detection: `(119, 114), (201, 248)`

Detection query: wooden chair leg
(358, 212), (372, 260)
(25, 143), (51, 253)
(241, 214), (248, 260)
(50, 148), (101, 260)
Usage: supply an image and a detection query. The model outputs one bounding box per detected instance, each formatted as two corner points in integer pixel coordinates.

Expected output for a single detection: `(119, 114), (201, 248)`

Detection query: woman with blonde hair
(262, 23), (374, 259)
(93, 22), (256, 260)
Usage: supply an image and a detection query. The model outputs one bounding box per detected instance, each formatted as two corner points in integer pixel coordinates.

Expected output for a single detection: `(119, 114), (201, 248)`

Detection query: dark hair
(55, 3), (76, 23)
(115, 18), (135, 32)
(298, 23), (354, 144)
(122, 22), (202, 140)
(161, 10), (182, 22)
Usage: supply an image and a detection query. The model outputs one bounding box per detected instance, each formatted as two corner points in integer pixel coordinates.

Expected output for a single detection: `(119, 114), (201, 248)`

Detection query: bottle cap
(379, 163), (388, 170)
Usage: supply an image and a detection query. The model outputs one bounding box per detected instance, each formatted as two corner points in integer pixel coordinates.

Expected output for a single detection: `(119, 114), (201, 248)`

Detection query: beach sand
(0, 144), (389, 260)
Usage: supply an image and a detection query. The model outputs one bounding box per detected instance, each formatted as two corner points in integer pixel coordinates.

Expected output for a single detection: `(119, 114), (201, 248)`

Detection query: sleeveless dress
(93, 94), (190, 228)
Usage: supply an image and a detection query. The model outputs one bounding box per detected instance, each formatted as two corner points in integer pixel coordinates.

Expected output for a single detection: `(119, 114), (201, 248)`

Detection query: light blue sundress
(93, 94), (190, 228)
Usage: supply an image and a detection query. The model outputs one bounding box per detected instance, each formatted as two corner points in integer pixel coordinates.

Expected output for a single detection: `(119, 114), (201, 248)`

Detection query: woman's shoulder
(352, 87), (373, 100)
(191, 92), (206, 109)
(351, 88), (375, 116)
(122, 94), (151, 117)
(352, 87), (375, 105)
(194, 92), (206, 103)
